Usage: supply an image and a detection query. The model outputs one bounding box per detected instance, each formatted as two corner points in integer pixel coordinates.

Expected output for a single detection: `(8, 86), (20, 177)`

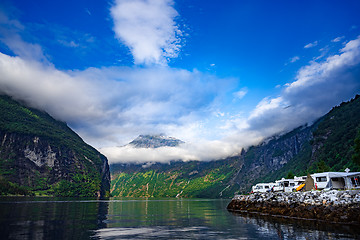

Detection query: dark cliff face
(0, 95), (110, 197)
(229, 125), (314, 193)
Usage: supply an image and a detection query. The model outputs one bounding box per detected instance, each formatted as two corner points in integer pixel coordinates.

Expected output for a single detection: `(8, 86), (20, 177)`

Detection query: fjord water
(0, 198), (359, 240)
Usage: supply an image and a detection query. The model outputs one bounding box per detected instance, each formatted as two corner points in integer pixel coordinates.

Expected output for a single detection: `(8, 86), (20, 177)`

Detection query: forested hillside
(0, 95), (110, 197)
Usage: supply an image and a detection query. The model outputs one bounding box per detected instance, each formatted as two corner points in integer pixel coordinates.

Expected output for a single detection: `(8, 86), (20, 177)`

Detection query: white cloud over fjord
(0, 36), (360, 163)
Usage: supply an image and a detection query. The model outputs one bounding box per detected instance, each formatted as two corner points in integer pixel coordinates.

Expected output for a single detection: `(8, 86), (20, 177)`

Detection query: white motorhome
(252, 183), (276, 193)
(274, 178), (296, 192)
(293, 176), (307, 191)
(311, 171), (360, 190)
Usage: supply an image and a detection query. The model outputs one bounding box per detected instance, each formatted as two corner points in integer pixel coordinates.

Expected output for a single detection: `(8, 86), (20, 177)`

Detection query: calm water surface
(0, 197), (359, 239)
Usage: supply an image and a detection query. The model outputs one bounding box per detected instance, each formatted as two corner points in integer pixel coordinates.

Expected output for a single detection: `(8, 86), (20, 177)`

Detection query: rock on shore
(227, 190), (360, 224)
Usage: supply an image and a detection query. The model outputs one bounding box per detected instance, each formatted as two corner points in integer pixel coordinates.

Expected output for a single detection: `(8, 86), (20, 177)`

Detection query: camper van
(293, 176), (307, 191)
(274, 178), (296, 192)
(249, 171), (360, 195)
(252, 183), (276, 193)
(311, 172), (360, 190)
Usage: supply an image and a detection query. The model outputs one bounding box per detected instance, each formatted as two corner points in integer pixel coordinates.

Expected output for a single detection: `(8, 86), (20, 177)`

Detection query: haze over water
(0, 197), (358, 239)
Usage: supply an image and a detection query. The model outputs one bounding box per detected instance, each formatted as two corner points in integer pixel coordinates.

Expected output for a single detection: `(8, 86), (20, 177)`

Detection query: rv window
(284, 182), (289, 187)
(265, 186), (269, 189)
(290, 183), (295, 186)
(316, 177), (327, 182)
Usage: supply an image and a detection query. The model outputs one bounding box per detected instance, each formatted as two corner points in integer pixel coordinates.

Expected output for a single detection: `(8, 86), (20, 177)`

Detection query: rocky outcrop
(227, 191), (360, 224)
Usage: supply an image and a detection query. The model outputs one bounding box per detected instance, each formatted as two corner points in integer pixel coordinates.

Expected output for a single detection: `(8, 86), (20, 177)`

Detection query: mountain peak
(128, 134), (184, 148)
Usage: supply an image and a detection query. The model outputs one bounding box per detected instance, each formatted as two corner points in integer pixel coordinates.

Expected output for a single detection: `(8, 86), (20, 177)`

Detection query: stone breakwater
(227, 190), (360, 224)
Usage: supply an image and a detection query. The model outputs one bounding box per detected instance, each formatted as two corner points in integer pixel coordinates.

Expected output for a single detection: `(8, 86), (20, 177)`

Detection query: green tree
(316, 160), (331, 173)
(286, 171), (294, 179)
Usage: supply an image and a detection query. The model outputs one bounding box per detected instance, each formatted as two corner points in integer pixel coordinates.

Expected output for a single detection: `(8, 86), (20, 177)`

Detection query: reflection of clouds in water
(93, 226), (224, 239)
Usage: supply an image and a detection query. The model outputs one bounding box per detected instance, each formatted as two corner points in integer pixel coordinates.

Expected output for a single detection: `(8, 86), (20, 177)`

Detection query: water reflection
(0, 198), (359, 239)
(230, 211), (360, 240)
(0, 197), (108, 239)
(106, 198), (232, 228)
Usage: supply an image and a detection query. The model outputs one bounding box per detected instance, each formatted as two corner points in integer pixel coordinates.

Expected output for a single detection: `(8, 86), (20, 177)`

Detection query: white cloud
(110, 0), (183, 65)
(331, 36), (345, 43)
(0, 51), (235, 149)
(290, 56), (300, 63)
(101, 140), (242, 163)
(304, 40), (318, 49)
(233, 88), (248, 100)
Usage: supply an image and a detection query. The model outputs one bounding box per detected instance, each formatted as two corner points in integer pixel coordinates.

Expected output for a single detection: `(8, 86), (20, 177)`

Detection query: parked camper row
(251, 171), (360, 193)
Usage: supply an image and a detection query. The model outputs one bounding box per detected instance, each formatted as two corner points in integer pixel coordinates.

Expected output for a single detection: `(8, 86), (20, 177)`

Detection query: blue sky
(0, 0), (360, 163)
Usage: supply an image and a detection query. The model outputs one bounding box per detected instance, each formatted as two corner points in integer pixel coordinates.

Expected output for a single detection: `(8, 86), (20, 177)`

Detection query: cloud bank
(110, 0), (183, 65)
(1, 36), (360, 163)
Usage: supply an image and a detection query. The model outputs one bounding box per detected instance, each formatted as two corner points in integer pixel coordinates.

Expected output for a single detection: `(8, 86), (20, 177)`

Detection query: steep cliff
(0, 95), (110, 197)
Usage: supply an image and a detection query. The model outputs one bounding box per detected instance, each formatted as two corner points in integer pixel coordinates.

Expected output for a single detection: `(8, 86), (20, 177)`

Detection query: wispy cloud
(0, 10), (47, 63)
(290, 56), (300, 63)
(233, 88), (248, 100)
(331, 36), (345, 43)
(304, 40), (318, 49)
(110, 0), (183, 65)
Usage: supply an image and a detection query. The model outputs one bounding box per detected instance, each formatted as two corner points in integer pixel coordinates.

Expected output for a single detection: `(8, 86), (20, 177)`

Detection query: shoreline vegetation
(227, 190), (360, 224)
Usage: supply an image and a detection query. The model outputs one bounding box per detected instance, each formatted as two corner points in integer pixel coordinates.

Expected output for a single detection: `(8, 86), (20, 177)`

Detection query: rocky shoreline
(227, 190), (360, 224)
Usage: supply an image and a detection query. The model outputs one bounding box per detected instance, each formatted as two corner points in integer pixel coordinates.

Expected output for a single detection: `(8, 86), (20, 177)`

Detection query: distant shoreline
(227, 190), (360, 224)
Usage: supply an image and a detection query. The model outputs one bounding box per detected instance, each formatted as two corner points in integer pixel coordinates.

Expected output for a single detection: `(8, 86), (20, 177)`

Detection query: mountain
(110, 95), (360, 198)
(0, 95), (110, 197)
(128, 134), (184, 148)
